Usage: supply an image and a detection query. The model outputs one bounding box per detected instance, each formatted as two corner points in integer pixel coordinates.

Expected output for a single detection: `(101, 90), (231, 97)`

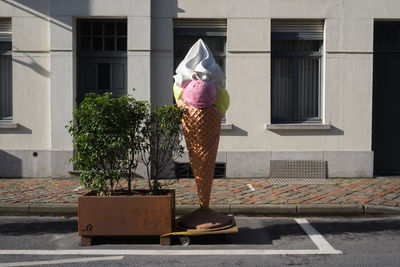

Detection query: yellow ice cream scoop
(173, 83), (183, 103)
(214, 87), (230, 115)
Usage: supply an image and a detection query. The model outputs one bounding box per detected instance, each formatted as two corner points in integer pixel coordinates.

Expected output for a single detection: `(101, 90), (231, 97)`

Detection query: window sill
(266, 123), (331, 130)
(179, 123), (233, 131)
(221, 123), (233, 130)
(0, 121), (19, 129)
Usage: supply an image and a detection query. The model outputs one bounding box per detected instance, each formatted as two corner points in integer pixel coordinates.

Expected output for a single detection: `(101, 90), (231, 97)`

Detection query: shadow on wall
(269, 125), (344, 137)
(150, 0), (183, 107)
(0, 150), (22, 178)
(0, 124), (32, 134)
(2, 0), (73, 32)
(221, 125), (248, 137)
(12, 48), (50, 78)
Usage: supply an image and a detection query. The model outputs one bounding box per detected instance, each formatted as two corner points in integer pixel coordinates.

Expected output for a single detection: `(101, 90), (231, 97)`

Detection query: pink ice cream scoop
(182, 79), (217, 109)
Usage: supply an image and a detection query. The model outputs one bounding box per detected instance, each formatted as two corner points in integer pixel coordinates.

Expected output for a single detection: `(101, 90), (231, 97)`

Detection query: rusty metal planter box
(78, 189), (175, 245)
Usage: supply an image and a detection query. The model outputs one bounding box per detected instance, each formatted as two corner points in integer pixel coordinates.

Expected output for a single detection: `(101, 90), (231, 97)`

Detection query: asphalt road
(0, 215), (399, 266)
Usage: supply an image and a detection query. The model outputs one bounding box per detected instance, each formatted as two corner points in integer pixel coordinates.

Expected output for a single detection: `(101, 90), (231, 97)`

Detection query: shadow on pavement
(0, 220), (77, 236)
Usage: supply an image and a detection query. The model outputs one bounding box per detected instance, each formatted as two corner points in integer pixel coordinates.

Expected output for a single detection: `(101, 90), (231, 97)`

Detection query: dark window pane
(83, 63), (96, 90)
(375, 22), (400, 44)
(98, 63), (110, 90)
(0, 54), (12, 119)
(272, 40), (321, 52)
(93, 37), (103, 51)
(92, 22), (103, 35)
(117, 37), (127, 51)
(104, 37), (115, 51)
(81, 37), (91, 51)
(117, 22), (127, 35)
(0, 42), (11, 52)
(80, 22), (91, 35)
(297, 57), (320, 120)
(112, 63), (125, 89)
(271, 35), (322, 122)
(271, 57), (294, 122)
(104, 22), (115, 35)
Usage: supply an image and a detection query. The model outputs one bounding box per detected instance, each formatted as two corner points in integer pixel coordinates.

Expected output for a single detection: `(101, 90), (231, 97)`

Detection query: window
(271, 20), (324, 123)
(77, 19), (127, 104)
(174, 19), (227, 122)
(0, 18), (12, 120)
(175, 162), (226, 178)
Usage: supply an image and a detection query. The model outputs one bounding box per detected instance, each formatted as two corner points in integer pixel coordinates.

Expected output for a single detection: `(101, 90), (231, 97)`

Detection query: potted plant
(67, 93), (182, 246)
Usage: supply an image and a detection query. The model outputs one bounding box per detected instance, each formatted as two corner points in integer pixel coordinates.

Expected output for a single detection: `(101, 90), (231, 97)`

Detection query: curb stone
(1, 203), (399, 216)
(296, 204), (364, 215)
(0, 204), (29, 216)
(229, 204), (297, 215)
(363, 205), (400, 215)
(29, 203), (77, 216)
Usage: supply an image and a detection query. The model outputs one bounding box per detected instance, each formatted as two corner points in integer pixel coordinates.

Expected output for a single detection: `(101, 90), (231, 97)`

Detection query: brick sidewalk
(1, 178), (400, 208)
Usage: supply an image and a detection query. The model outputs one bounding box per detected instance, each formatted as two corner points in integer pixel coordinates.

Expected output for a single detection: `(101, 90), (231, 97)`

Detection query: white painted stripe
(0, 218), (341, 257)
(0, 256), (124, 267)
(0, 249), (341, 256)
(295, 218), (342, 254)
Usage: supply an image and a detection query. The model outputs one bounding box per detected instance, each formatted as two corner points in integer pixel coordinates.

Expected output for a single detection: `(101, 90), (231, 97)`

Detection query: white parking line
(0, 256), (124, 267)
(0, 218), (342, 256)
(295, 218), (339, 252)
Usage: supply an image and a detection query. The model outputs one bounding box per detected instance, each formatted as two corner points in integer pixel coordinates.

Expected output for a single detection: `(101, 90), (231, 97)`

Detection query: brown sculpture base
(176, 208), (234, 230)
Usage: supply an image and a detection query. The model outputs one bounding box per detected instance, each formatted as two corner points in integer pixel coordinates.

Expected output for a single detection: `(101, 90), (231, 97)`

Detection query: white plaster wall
(2, 0), (400, 177)
(150, 17), (174, 107)
(0, 10), (50, 150)
(162, 0), (377, 153)
(127, 15), (151, 101)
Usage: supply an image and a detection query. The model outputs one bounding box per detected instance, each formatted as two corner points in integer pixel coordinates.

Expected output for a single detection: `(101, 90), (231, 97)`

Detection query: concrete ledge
(221, 123), (233, 130)
(29, 203), (77, 216)
(363, 205), (400, 215)
(0, 122), (19, 129)
(230, 204), (297, 215)
(266, 123), (331, 130)
(0, 204), (29, 215)
(1, 203), (399, 216)
(297, 204), (364, 215)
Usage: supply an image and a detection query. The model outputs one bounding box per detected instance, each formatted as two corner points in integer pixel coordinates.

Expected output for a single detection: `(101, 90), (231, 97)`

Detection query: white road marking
(0, 249), (341, 256)
(0, 256), (124, 267)
(0, 218), (342, 256)
(295, 218), (342, 253)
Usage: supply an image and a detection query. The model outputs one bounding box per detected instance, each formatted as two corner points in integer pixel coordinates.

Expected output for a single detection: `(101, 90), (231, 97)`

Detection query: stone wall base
(0, 150), (373, 178)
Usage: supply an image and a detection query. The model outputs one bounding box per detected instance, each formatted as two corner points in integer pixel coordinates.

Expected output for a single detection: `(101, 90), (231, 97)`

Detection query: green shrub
(140, 104), (184, 195)
(66, 93), (148, 195)
(66, 93), (183, 196)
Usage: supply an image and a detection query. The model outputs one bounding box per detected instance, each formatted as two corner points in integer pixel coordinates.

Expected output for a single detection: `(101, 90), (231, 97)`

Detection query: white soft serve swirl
(173, 39), (226, 89)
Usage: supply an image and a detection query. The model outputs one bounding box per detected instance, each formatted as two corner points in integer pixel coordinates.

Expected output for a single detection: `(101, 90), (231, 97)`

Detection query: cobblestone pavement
(0, 178), (400, 208)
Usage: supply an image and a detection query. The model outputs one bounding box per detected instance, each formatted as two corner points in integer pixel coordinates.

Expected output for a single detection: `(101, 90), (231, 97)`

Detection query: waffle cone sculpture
(178, 100), (222, 209)
(173, 39), (231, 229)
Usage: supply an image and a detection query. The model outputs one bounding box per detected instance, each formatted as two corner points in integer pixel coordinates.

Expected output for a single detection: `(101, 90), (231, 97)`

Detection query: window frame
(76, 19), (127, 104)
(271, 20), (324, 124)
(0, 18), (12, 121)
(173, 19), (227, 122)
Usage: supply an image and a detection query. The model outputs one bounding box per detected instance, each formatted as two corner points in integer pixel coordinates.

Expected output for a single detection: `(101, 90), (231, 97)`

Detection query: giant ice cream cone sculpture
(179, 100), (221, 208)
(173, 39), (230, 216)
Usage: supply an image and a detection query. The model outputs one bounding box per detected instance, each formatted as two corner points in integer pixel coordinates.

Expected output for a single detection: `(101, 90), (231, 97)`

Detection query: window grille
(76, 19), (127, 104)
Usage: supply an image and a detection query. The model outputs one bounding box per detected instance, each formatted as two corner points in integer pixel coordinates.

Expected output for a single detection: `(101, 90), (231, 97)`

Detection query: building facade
(1, 0), (400, 178)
